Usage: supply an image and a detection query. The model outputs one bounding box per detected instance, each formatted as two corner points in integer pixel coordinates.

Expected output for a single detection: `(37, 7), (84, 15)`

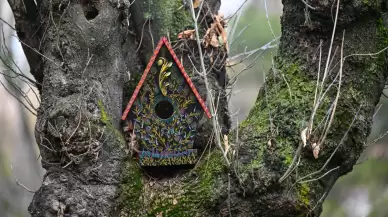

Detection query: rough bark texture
(7, 0), (230, 216)
(227, 0), (388, 216)
(6, 0), (388, 216)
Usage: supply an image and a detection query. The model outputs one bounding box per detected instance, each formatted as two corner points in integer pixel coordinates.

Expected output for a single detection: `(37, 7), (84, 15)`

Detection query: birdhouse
(122, 37), (211, 166)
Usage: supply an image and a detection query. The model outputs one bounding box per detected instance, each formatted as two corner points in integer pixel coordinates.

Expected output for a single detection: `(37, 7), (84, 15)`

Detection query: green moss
(240, 62), (319, 133)
(147, 151), (226, 216)
(188, 151), (225, 201)
(148, 0), (192, 40)
(239, 61), (329, 173)
(97, 100), (125, 146)
(362, 0), (381, 8)
(376, 17), (388, 64)
(297, 182), (310, 208)
(116, 151), (226, 217)
(170, 2), (193, 39)
(117, 159), (144, 216)
(279, 140), (294, 165)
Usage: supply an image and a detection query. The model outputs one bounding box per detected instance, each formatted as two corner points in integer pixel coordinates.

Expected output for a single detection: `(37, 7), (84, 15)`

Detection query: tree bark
(226, 0), (388, 216)
(6, 0), (388, 216)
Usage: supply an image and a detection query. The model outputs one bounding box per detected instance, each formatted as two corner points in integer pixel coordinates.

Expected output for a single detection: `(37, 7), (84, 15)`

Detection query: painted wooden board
(122, 37), (211, 166)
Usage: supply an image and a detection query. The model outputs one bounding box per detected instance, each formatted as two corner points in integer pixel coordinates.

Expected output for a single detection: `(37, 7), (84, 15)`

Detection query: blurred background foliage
(1, 0), (388, 216)
(0, 1), (43, 217)
(227, 1), (281, 127)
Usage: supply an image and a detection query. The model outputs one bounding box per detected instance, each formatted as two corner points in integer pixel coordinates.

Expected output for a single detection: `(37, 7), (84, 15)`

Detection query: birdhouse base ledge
(139, 149), (198, 166)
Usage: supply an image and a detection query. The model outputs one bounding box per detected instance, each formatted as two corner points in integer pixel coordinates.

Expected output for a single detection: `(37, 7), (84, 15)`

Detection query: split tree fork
(4, 0), (388, 216)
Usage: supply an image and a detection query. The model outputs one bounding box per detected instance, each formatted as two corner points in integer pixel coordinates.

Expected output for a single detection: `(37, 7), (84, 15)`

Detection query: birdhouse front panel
(122, 38), (211, 166)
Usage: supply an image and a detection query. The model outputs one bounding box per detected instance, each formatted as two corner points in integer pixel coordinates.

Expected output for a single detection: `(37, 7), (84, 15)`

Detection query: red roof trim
(121, 37), (212, 120)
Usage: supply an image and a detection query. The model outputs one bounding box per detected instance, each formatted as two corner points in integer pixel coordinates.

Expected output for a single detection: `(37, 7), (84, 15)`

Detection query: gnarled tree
(5, 0), (388, 216)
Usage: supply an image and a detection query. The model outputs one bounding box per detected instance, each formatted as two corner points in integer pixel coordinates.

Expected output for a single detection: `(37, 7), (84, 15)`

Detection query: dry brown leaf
(193, 0), (201, 8)
(210, 34), (219, 47)
(202, 12), (229, 51)
(178, 29), (195, 39)
(214, 13), (228, 51)
(203, 23), (216, 48)
(312, 143), (320, 159)
(156, 211), (163, 217)
(219, 12), (227, 26)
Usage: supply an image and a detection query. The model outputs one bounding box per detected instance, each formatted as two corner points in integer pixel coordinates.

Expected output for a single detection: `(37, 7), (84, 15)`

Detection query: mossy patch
(97, 100), (125, 147)
(117, 159), (144, 217)
(297, 182), (310, 208)
(185, 151), (226, 203)
(141, 0), (193, 41)
(278, 138), (294, 166)
(377, 17), (388, 45)
(238, 60), (330, 174)
(362, 0), (382, 9)
(147, 151), (226, 216)
(117, 151), (226, 217)
(376, 17), (388, 72)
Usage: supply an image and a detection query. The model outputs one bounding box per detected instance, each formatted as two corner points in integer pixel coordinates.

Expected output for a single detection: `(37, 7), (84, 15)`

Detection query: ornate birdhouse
(122, 37), (211, 166)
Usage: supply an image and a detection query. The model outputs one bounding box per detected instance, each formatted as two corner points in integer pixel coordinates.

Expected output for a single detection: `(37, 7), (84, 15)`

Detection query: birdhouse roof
(121, 37), (212, 120)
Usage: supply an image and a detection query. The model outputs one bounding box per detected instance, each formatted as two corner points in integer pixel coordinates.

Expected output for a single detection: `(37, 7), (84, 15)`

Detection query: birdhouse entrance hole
(155, 100), (174, 120)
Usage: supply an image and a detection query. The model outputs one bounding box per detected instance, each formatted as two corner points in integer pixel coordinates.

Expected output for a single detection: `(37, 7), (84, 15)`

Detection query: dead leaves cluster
(203, 12), (228, 51)
(177, 12), (228, 52)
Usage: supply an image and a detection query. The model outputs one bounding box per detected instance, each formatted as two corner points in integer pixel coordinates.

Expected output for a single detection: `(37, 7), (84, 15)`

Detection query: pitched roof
(121, 37), (212, 120)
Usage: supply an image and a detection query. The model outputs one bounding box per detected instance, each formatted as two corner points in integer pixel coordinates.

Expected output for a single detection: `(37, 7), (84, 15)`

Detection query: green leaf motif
(157, 57), (173, 96)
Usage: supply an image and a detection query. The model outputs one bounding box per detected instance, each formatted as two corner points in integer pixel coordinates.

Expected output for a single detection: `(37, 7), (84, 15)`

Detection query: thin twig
(301, 0), (317, 10)
(225, 0), (249, 20)
(317, 30), (344, 148)
(299, 166), (339, 184)
(226, 37), (279, 65)
(10, 165), (35, 193)
(264, 0), (277, 41)
(0, 18), (15, 30)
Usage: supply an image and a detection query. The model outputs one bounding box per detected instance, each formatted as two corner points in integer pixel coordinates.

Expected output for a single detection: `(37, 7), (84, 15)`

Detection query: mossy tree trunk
(6, 0), (388, 216)
(229, 0), (388, 216)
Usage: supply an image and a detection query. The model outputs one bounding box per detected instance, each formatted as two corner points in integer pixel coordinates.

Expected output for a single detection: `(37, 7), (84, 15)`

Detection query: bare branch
(0, 17), (15, 31)
(264, 0), (278, 41)
(10, 165), (36, 193)
(317, 30), (344, 149)
(301, 0), (317, 10)
(226, 37), (279, 66)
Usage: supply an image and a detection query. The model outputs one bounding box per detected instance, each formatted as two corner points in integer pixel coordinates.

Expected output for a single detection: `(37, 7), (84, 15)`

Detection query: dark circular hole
(83, 5), (99, 20)
(155, 100), (174, 119)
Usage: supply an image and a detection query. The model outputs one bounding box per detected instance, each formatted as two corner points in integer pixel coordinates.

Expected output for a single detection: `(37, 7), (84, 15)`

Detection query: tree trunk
(227, 0), (388, 216)
(6, 0), (388, 216)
